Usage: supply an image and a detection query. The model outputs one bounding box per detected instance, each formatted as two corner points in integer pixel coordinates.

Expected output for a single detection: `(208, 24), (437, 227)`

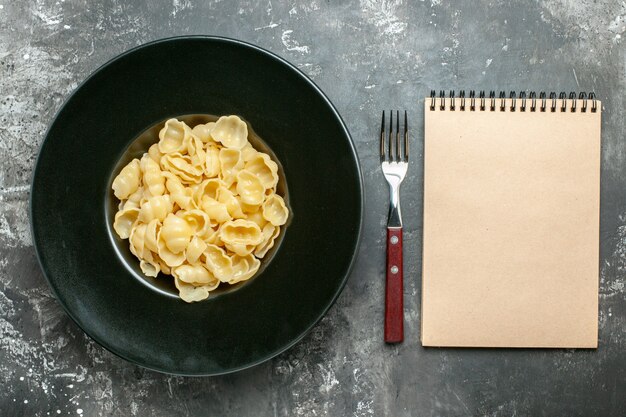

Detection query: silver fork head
(380, 110), (408, 227)
(380, 110), (409, 164)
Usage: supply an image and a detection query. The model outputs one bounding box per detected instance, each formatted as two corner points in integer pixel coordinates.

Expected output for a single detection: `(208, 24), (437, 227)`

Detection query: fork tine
(388, 109), (393, 161)
(395, 110), (400, 161)
(403, 110), (408, 161)
(380, 110), (385, 162)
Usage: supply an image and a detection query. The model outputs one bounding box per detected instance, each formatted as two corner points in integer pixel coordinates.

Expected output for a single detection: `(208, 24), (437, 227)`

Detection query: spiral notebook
(421, 91), (602, 348)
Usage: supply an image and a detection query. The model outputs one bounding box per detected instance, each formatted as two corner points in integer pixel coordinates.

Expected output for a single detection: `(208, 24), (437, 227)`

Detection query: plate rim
(29, 35), (365, 376)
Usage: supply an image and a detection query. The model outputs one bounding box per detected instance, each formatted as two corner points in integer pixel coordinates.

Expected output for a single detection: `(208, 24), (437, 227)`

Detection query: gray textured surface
(1, 0), (625, 416)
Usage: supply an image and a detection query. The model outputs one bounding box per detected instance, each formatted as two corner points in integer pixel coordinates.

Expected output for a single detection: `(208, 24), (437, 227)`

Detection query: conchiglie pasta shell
(203, 244), (234, 282)
(173, 264), (217, 285)
(244, 153), (279, 190)
(160, 153), (203, 184)
(240, 201), (261, 214)
(217, 187), (246, 219)
(160, 213), (193, 254)
(187, 135), (206, 168)
(193, 178), (223, 207)
(177, 209), (212, 240)
(138, 195), (173, 223)
(245, 210), (268, 228)
(255, 223), (280, 258)
(211, 115), (248, 149)
(203, 228), (223, 246)
(218, 148), (244, 187)
(219, 219), (264, 246)
(162, 171), (183, 193)
(157, 232), (186, 267)
(192, 122), (216, 143)
(129, 223), (148, 259)
(236, 170), (265, 205)
(144, 219), (161, 252)
(140, 155), (165, 196)
(157, 256), (172, 275)
(186, 236), (207, 264)
(163, 172), (196, 210)
(122, 186), (144, 210)
(113, 207), (139, 239)
(228, 255), (250, 284)
(200, 196), (232, 226)
(204, 145), (221, 178)
(158, 118), (192, 154)
(228, 254), (260, 284)
(174, 277), (211, 303)
(112, 158), (141, 199)
(243, 255), (261, 280)
(148, 143), (163, 163)
(140, 258), (160, 277)
(262, 194), (289, 226)
(240, 143), (258, 162)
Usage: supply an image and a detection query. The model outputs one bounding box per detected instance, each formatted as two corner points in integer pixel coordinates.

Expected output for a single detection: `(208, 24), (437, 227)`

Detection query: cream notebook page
(421, 95), (601, 348)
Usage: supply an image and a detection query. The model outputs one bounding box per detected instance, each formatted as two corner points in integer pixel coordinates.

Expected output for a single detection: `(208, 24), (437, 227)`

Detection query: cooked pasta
(111, 116), (289, 303)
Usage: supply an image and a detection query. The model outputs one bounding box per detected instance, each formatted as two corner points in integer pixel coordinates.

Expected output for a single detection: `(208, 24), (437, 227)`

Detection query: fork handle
(385, 227), (404, 343)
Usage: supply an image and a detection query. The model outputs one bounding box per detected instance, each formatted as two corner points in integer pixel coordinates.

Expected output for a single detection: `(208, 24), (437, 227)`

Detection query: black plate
(30, 36), (363, 376)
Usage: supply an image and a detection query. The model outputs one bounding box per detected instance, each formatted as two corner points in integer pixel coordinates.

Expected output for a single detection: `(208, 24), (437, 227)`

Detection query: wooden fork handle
(385, 227), (404, 343)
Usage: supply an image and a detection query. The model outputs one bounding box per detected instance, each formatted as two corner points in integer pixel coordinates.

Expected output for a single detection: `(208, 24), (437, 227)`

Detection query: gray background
(1, 0), (625, 416)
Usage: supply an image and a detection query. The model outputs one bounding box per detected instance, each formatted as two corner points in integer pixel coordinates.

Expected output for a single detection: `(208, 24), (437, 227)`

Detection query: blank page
(421, 97), (602, 348)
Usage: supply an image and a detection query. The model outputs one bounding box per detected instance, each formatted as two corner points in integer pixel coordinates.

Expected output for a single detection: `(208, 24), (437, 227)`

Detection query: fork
(380, 110), (408, 343)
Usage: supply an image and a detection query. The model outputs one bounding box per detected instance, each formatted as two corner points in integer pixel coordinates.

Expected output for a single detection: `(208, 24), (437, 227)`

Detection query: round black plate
(30, 36), (363, 376)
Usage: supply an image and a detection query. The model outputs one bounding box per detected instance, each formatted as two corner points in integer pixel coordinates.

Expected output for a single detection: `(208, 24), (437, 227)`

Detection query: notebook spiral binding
(429, 90), (597, 113)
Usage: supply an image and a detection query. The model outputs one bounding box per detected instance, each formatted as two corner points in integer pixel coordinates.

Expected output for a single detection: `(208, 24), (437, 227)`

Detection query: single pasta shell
(178, 209), (212, 240)
(113, 207), (139, 239)
(225, 242), (255, 257)
(129, 223), (148, 259)
(228, 255), (250, 285)
(193, 178), (223, 207)
(160, 153), (203, 184)
(218, 219), (264, 246)
(255, 223), (280, 258)
(211, 115), (248, 149)
(192, 122), (216, 143)
(148, 143), (163, 163)
(203, 244), (234, 282)
(144, 219), (162, 253)
(245, 210), (268, 229)
(201, 196), (232, 226)
(218, 148), (244, 187)
(244, 153), (279, 190)
(204, 145), (221, 178)
(140, 259), (160, 277)
(217, 187), (246, 219)
(236, 170), (265, 205)
(174, 277), (211, 303)
(138, 195), (173, 223)
(140, 154), (165, 196)
(262, 194), (289, 226)
(161, 213), (193, 254)
(157, 235), (186, 267)
(173, 264), (216, 285)
(112, 159), (141, 200)
(158, 118), (191, 154)
(240, 143), (258, 162)
(186, 236), (208, 264)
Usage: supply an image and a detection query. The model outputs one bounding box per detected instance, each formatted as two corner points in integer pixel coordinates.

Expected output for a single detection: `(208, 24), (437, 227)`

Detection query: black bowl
(30, 36), (363, 376)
